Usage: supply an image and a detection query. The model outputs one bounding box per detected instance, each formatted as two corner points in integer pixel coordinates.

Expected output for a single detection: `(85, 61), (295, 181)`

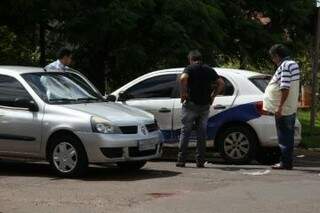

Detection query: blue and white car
(110, 68), (301, 164)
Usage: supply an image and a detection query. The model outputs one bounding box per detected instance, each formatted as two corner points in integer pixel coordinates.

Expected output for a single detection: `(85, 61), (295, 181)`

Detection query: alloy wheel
(53, 142), (78, 173)
(224, 132), (250, 160)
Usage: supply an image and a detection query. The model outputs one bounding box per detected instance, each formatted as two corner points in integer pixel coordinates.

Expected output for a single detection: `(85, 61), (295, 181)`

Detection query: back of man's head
(188, 50), (202, 63)
(58, 47), (72, 60)
(269, 44), (290, 60)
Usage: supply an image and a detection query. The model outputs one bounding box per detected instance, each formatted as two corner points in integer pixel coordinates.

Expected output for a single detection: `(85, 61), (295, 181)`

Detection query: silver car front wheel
(49, 134), (88, 177)
(53, 142), (78, 173)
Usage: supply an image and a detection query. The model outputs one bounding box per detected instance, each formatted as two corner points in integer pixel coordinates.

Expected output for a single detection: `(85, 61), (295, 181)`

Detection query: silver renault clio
(0, 66), (162, 177)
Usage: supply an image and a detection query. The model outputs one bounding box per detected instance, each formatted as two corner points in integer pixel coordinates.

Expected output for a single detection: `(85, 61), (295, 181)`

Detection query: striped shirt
(271, 58), (300, 89)
(263, 58), (300, 115)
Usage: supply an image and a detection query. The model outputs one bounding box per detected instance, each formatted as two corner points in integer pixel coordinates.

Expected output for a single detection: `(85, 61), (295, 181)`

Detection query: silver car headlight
(91, 116), (121, 134)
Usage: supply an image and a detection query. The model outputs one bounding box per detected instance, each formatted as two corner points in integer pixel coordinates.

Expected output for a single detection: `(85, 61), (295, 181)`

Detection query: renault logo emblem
(141, 125), (148, 135)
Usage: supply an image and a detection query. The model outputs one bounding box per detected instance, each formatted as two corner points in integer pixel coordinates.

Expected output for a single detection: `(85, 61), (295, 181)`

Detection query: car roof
(112, 67), (271, 96)
(0, 66), (83, 77)
(0, 65), (267, 77)
(147, 67), (268, 78)
(0, 66), (45, 76)
(0, 66), (46, 75)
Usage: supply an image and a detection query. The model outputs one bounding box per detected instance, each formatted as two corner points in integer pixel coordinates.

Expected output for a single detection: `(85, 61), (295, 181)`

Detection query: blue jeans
(275, 113), (296, 167)
(178, 102), (210, 163)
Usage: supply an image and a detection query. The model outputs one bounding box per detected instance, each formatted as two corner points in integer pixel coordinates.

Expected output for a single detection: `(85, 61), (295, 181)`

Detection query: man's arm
(211, 78), (225, 104)
(276, 89), (289, 118)
(180, 73), (189, 103)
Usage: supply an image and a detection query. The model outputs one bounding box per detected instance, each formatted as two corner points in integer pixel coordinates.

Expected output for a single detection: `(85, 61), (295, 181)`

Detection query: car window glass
(219, 77), (235, 96)
(125, 74), (178, 99)
(0, 75), (32, 107)
(22, 72), (103, 104)
(249, 76), (271, 92)
(39, 75), (94, 100)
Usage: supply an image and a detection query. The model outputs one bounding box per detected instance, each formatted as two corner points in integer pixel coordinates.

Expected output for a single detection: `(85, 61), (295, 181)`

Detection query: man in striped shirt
(263, 44), (300, 170)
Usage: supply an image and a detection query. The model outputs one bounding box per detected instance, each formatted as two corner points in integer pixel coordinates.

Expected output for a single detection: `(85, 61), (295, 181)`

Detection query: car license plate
(138, 139), (157, 151)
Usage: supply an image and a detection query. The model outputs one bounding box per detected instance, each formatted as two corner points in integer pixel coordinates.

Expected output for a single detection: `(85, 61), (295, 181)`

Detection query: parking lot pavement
(0, 149), (320, 213)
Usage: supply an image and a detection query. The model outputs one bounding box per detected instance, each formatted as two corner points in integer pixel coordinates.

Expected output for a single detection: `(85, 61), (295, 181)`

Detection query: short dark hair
(57, 48), (72, 59)
(188, 50), (202, 62)
(269, 44), (290, 59)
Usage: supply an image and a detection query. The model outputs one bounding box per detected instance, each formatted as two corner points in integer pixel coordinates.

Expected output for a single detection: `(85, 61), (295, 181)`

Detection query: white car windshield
(22, 72), (104, 104)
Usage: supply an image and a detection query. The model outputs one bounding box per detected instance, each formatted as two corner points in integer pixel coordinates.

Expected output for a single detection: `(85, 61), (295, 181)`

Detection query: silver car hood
(64, 102), (154, 125)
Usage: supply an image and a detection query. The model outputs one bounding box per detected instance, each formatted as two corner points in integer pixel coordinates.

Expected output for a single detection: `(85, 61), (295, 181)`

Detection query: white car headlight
(91, 116), (121, 134)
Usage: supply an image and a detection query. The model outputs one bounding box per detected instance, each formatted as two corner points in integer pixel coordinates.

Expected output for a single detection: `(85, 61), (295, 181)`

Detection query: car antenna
(43, 67), (48, 72)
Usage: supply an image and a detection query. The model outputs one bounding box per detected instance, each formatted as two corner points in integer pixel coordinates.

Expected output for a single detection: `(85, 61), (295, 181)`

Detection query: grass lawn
(298, 110), (320, 148)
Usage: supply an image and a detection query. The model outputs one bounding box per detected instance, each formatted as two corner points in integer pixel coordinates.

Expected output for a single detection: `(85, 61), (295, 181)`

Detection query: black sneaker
(176, 162), (186, 167)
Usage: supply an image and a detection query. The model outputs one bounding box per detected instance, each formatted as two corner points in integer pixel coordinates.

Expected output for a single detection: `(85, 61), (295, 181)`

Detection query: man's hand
(180, 73), (189, 104)
(275, 106), (283, 118)
(210, 78), (224, 105)
(181, 92), (188, 103)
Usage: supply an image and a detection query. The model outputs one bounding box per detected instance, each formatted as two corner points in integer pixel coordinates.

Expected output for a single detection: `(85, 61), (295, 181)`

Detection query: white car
(110, 68), (301, 164)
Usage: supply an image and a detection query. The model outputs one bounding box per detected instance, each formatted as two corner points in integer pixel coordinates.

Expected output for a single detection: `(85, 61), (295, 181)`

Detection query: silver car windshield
(22, 72), (104, 104)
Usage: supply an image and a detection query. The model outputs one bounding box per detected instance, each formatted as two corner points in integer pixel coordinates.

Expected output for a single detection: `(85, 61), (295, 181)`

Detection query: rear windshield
(249, 75), (271, 92)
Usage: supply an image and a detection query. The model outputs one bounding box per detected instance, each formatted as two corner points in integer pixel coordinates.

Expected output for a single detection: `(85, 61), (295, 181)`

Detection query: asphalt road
(0, 149), (320, 213)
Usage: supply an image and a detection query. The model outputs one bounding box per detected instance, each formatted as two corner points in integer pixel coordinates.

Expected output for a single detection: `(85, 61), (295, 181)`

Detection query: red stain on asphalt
(147, 192), (177, 198)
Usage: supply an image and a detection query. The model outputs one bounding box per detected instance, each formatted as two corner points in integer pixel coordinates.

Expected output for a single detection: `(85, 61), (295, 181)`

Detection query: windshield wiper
(77, 97), (99, 101)
(76, 97), (102, 102)
(48, 98), (78, 103)
(48, 97), (103, 104)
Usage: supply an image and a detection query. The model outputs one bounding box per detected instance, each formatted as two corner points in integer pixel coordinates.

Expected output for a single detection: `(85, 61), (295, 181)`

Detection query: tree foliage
(0, 0), (315, 91)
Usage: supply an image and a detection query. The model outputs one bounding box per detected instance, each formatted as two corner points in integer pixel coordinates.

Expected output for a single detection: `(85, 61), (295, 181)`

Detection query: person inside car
(45, 47), (73, 71)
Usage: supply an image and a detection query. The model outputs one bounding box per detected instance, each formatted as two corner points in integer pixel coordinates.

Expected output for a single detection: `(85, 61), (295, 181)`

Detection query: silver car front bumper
(75, 130), (163, 163)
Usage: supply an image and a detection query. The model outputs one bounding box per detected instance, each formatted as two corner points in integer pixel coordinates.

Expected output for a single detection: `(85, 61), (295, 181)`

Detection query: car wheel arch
(45, 130), (87, 160)
(213, 121), (260, 149)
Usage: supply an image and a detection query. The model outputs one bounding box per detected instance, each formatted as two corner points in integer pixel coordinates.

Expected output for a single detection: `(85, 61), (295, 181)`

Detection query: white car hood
(64, 102), (154, 125)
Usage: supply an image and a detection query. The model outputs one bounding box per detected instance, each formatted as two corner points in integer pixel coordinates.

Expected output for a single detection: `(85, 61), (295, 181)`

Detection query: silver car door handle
(158, 108), (171, 113)
(213, 105), (226, 110)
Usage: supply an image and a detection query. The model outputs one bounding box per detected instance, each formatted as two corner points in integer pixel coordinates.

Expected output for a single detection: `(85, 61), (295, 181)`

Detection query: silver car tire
(49, 135), (88, 177)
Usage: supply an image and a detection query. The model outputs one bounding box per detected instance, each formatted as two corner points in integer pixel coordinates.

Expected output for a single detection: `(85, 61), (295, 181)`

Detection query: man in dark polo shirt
(177, 50), (224, 168)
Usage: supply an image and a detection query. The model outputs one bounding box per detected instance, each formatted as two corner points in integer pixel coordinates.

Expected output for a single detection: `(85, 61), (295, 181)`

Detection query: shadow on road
(160, 149), (320, 174)
(205, 164), (320, 174)
(0, 148), (318, 180)
(81, 166), (181, 181)
(0, 160), (181, 181)
(163, 147), (320, 168)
